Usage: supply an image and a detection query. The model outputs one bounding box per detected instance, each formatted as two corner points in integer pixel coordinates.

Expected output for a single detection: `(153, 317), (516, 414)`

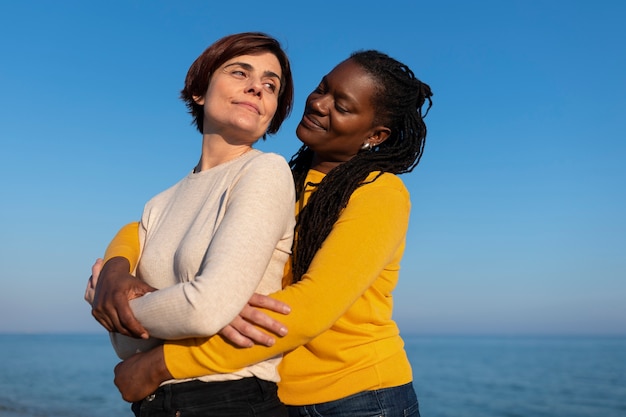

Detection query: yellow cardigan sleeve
(164, 174), (411, 378)
(103, 222), (141, 273)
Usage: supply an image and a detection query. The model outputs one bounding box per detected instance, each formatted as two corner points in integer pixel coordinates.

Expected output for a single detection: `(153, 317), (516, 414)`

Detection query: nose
(308, 94), (330, 114)
(245, 77), (263, 97)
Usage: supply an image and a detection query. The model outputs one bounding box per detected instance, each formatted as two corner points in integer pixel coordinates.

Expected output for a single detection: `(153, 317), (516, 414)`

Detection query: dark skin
(95, 57), (391, 402)
(87, 247), (290, 402)
(115, 345), (168, 402)
(87, 257), (290, 347)
(89, 257), (153, 339)
(295, 58), (390, 173)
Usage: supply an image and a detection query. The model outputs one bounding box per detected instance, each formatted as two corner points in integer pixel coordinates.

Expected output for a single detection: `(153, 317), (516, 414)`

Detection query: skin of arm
(113, 173), (410, 400)
(94, 224), (291, 346)
(90, 222), (149, 337)
(119, 154), (295, 340)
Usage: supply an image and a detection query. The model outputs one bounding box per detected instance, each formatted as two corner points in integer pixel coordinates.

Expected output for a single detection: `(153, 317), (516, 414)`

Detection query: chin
(295, 123), (316, 143)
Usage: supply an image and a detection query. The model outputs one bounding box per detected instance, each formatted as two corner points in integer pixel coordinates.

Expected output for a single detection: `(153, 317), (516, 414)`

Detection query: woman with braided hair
(88, 49), (433, 417)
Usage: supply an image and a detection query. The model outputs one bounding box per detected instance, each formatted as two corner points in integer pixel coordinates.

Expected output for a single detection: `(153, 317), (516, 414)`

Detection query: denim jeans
(286, 382), (420, 417)
(131, 377), (287, 417)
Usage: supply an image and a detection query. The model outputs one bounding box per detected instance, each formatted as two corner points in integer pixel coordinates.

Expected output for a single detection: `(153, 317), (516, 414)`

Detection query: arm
(113, 175), (409, 400)
(127, 175), (410, 381)
(104, 221), (141, 271)
(126, 154), (295, 339)
(113, 291), (291, 402)
(219, 293), (290, 347)
(89, 222), (153, 338)
(92, 223), (290, 345)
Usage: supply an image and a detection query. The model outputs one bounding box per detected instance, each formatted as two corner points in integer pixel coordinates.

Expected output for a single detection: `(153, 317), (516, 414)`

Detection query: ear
(193, 95), (205, 105)
(368, 126), (391, 147)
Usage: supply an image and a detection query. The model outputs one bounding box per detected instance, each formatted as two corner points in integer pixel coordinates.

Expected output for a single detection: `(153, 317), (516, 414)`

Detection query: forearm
(164, 283), (319, 378)
(113, 345), (172, 402)
(95, 221), (152, 352)
(104, 222), (141, 271)
(130, 158), (295, 339)
(163, 261), (382, 378)
(164, 179), (411, 378)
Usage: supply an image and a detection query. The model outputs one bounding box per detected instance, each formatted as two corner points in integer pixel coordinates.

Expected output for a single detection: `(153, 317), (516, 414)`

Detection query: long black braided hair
(288, 50), (433, 283)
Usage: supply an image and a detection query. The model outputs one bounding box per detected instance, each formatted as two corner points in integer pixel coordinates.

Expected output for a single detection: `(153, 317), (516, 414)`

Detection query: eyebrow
(321, 76), (357, 104)
(225, 62), (282, 83)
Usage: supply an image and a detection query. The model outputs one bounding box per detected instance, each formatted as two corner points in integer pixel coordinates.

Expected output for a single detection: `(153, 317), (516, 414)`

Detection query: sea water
(406, 334), (626, 417)
(0, 333), (624, 417)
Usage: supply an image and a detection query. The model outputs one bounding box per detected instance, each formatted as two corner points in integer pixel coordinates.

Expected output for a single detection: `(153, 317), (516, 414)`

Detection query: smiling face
(194, 52), (282, 145)
(296, 58), (390, 172)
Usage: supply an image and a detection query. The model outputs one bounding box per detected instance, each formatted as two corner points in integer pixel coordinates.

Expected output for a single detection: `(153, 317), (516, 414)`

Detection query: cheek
(332, 115), (364, 136)
(331, 123), (366, 148)
(267, 101), (279, 120)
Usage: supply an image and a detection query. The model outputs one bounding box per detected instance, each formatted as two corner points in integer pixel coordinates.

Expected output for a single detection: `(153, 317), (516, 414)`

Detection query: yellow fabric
(103, 222), (140, 273)
(106, 170), (414, 405)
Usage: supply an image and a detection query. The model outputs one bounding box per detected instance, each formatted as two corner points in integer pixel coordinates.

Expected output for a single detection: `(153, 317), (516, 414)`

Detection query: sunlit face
(194, 53), (282, 144)
(296, 58), (385, 170)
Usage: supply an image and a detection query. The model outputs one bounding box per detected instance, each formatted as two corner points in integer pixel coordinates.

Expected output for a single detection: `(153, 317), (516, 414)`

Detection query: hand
(218, 293), (290, 348)
(114, 345), (172, 402)
(84, 258), (104, 305)
(91, 257), (156, 339)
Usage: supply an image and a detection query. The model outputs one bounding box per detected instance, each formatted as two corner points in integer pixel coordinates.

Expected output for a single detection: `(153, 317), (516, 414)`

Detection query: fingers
(84, 258), (104, 305)
(219, 324), (254, 348)
(91, 308), (114, 333)
(248, 293), (291, 314)
(116, 299), (149, 339)
(240, 304), (287, 337)
(114, 346), (170, 402)
(91, 286), (126, 335)
(129, 280), (158, 299)
(91, 258), (104, 280)
(84, 275), (96, 305)
(93, 291), (148, 338)
(220, 316), (276, 347)
(91, 258), (150, 338)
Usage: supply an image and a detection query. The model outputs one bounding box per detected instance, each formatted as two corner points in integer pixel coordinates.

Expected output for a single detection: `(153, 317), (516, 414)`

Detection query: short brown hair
(181, 32), (294, 136)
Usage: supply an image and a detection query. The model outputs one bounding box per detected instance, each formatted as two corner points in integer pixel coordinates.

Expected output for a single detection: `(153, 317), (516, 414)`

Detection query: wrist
(149, 345), (173, 384)
(102, 256), (132, 276)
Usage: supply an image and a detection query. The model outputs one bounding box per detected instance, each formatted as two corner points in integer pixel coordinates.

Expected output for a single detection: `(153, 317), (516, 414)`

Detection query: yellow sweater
(104, 170), (414, 405)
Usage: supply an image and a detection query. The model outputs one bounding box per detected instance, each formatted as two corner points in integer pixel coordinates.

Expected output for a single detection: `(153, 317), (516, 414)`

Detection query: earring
(361, 142), (371, 151)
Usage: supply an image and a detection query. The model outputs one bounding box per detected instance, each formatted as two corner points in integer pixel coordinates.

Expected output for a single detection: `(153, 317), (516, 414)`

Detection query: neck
(310, 154), (344, 174)
(195, 134), (253, 172)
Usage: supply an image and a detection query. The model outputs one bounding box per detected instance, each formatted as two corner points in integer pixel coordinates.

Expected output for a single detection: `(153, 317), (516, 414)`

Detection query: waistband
(132, 377), (282, 416)
(140, 377), (277, 404)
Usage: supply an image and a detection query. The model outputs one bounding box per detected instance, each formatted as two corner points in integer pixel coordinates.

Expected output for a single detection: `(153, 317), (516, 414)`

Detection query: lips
(300, 113), (326, 131)
(235, 101), (260, 114)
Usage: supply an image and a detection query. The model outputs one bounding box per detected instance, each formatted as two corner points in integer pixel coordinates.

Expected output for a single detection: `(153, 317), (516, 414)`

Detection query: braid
(289, 51), (433, 282)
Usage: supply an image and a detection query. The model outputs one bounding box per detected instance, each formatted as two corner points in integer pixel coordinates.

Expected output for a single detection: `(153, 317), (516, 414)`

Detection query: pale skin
(85, 261), (171, 402)
(84, 259), (290, 348)
(85, 259), (290, 402)
(193, 54), (283, 170)
(87, 52), (292, 347)
(89, 58), (392, 402)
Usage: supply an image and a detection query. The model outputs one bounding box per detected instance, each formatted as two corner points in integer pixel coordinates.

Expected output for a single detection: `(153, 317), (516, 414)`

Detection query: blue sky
(1, 1), (624, 335)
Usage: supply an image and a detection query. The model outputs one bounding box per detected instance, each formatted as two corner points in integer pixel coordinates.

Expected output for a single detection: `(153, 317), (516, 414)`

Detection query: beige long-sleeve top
(110, 149), (295, 383)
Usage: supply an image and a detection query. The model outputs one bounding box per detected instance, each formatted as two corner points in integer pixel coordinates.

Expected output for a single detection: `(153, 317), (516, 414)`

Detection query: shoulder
(360, 172), (408, 196)
(347, 172), (410, 213)
(243, 151), (292, 180)
(237, 151), (293, 194)
(341, 172), (411, 225)
(246, 150), (289, 168)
